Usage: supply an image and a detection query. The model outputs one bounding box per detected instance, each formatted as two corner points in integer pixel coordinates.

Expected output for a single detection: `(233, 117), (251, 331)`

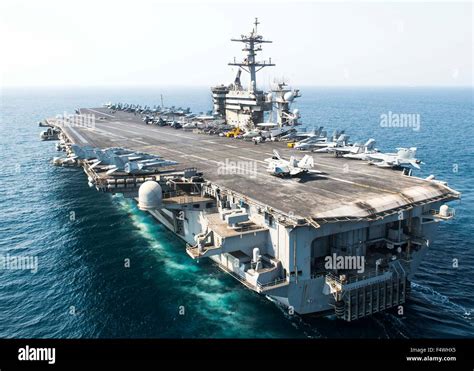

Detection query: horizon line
(2, 84), (473, 89)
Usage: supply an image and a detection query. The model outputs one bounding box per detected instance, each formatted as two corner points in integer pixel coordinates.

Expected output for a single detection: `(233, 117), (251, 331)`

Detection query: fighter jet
(328, 138), (377, 158)
(292, 127), (337, 150)
(265, 150), (321, 177)
(268, 126), (295, 140)
(241, 122), (280, 141)
(312, 133), (350, 153)
(182, 121), (198, 130)
(70, 144), (98, 160)
(242, 128), (265, 140)
(342, 139), (379, 160)
(123, 158), (178, 174)
(70, 145), (177, 174)
(294, 135), (329, 151)
(367, 147), (422, 169)
(98, 148), (175, 174)
(282, 126), (325, 142)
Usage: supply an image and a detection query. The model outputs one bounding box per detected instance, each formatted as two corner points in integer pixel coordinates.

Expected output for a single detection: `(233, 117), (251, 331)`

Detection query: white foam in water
(412, 282), (473, 320)
(112, 195), (258, 333)
(113, 195), (197, 274)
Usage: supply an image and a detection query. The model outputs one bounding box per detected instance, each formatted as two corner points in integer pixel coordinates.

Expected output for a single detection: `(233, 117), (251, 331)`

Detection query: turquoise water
(0, 86), (472, 338)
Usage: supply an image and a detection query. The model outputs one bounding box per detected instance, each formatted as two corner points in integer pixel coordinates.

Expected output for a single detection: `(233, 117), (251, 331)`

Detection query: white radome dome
(439, 204), (449, 217)
(284, 91), (295, 102)
(138, 181), (162, 210)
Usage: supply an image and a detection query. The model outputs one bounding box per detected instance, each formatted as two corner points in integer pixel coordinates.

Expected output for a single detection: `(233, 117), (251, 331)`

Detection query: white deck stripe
(87, 109), (115, 118)
(131, 138), (149, 145)
(67, 126), (88, 144)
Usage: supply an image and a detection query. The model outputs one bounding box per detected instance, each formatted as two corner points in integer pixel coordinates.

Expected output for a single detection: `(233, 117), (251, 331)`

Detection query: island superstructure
(211, 18), (300, 129)
(42, 20), (460, 321)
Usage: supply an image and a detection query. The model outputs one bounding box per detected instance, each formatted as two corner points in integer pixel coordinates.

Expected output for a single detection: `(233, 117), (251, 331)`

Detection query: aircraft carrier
(41, 20), (460, 321)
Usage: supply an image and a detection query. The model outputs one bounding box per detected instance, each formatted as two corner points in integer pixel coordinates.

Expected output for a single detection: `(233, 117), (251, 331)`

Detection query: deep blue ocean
(0, 86), (472, 338)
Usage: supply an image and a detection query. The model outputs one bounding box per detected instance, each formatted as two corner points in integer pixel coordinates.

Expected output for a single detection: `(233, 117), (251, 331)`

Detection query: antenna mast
(228, 18), (275, 92)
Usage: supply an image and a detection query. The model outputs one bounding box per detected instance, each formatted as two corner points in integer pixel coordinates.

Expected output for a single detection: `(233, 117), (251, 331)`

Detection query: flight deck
(48, 107), (457, 224)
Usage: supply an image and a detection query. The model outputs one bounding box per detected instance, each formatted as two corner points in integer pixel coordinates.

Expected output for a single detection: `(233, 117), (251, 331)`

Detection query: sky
(0, 0), (472, 88)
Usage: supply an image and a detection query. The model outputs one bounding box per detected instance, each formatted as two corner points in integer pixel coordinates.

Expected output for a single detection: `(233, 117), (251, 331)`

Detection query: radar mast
(228, 18), (275, 92)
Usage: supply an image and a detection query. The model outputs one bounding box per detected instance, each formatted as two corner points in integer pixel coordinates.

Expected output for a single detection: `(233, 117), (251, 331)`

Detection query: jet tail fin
(364, 138), (376, 150)
(337, 134), (349, 144)
(396, 147), (417, 158)
(298, 155), (314, 169)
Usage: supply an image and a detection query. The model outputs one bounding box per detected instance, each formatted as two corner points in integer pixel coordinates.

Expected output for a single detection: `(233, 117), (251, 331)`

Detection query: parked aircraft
(265, 150), (321, 177)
